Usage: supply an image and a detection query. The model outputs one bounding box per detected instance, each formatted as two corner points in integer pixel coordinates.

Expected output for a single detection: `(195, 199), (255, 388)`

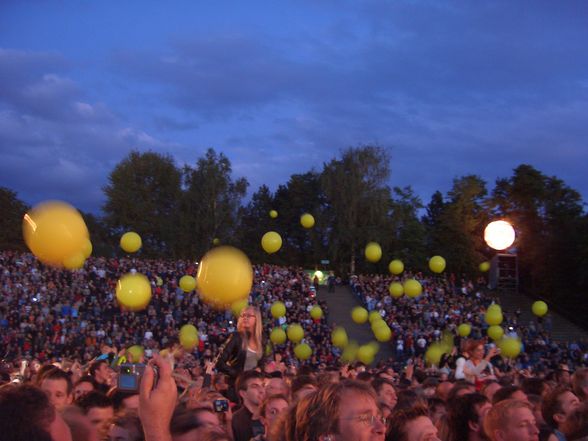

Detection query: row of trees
(2, 146), (587, 323)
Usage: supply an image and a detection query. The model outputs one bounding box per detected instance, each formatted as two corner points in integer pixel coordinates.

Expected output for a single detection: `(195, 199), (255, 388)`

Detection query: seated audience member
(542, 387), (581, 441)
(295, 379), (386, 441)
(446, 392), (491, 441)
(76, 391), (115, 441)
(40, 367), (74, 410)
(0, 383), (72, 441)
(484, 399), (539, 441)
(387, 405), (440, 441)
(232, 370), (266, 441)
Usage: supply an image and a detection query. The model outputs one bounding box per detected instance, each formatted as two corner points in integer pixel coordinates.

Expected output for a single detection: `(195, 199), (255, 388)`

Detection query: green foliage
(0, 187), (28, 250)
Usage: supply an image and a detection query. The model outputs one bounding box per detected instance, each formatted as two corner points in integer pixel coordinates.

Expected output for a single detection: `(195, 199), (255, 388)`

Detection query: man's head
(76, 391), (114, 440)
(482, 381), (502, 403)
(387, 405), (440, 441)
(447, 393), (491, 441)
(492, 385), (528, 405)
(556, 365), (572, 385)
(435, 381), (454, 402)
(290, 374), (318, 402)
(260, 394), (289, 432)
(89, 361), (111, 385)
(170, 405), (221, 441)
(73, 377), (96, 401)
(541, 387), (581, 431)
(572, 368), (588, 402)
(371, 378), (398, 410)
(40, 368), (73, 410)
(236, 370), (265, 410)
(295, 379), (386, 441)
(484, 399), (538, 441)
(266, 376), (289, 398)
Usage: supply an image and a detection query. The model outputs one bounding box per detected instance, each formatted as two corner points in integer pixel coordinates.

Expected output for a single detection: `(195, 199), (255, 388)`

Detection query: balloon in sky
(389, 282), (404, 298)
(331, 327), (348, 348)
(389, 259), (404, 275)
(458, 323), (472, 337)
(499, 337), (522, 358)
(351, 306), (368, 324)
(404, 279), (422, 298)
(287, 324), (304, 343)
(310, 305), (323, 320)
(261, 231), (282, 254)
(294, 343), (312, 360)
(179, 275), (196, 293)
(120, 232), (142, 253)
(116, 273), (152, 311)
(429, 255), (446, 273)
(300, 213), (315, 229)
(270, 327), (287, 345)
(532, 301), (548, 317)
(271, 301), (286, 318)
(365, 242), (382, 263)
(487, 325), (504, 341)
(269, 210), (278, 218)
(479, 261), (490, 272)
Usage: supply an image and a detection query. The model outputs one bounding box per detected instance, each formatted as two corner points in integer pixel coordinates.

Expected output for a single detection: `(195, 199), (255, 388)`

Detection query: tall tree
(0, 187), (28, 250)
(103, 151), (182, 256)
(422, 190), (447, 254)
(179, 148), (248, 259)
(321, 146), (391, 274)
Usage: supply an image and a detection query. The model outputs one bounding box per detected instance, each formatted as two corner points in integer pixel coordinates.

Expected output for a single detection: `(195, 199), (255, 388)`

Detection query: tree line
(1, 146), (587, 325)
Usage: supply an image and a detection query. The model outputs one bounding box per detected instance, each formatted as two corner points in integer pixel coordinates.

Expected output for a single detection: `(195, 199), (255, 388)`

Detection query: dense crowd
(2, 250), (588, 441)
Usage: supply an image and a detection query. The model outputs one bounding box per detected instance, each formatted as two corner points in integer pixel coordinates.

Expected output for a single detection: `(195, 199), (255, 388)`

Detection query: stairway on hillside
(495, 289), (587, 343)
(316, 284), (395, 362)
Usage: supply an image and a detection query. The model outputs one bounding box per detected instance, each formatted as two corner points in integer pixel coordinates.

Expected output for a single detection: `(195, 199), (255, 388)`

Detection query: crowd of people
(2, 250), (588, 440)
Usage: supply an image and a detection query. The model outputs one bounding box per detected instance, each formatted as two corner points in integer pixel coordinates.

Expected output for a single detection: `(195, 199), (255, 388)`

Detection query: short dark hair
(290, 375), (318, 397)
(447, 393), (489, 441)
(76, 391), (113, 414)
(235, 370), (264, 392)
(170, 405), (216, 435)
(542, 387), (573, 429)
(107, 387), (139, 411)
(521, 377), (547, 397)
(0, 384), (55, 441)
(371, 377), (395, 395)
(387, 405), (429, 441)
(492, 386), (523, 404)
(89, 360), (108, 377)
(41, 368), (73, 395)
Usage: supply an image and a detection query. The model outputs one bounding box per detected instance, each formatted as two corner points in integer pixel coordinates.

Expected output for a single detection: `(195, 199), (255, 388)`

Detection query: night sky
(1, 1), (587, 213)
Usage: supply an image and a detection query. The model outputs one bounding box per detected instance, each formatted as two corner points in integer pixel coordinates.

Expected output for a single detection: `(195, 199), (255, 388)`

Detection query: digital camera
(117, 363), (146, 392)
(213, 399), (229, 413)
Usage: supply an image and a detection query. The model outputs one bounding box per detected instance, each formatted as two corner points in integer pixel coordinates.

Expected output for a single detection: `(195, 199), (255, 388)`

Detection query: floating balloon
(365, 242), (382, 263)
(331, 327), (348, 348)
(498, 337), (522, 359)
(425, 343), (446, 366)
(369, 310), (382, 323)
(269, 210), (278, 219)
(310, 305), (323, 320)
(429, 255), (446, 273)
(341, 341), (359, 363)
(357, 344), (375, 365)
(374, 326), (392, 342)
(23, 200), (90, 268)
(485, 309), (503, 326)
(351, 306), (368, 324)
(270, 327), (287, 345)
(488, 303), (502, 312)
(294, 343), (312, 360)
(179, 324), (197, 337)
(179, 324), (199, 351)
(213, 238), (220, 246)
(271, 301), (286, 318)
(63, 252), (85, 270)
(371, 318), (387, 332)
(287, 324), (304, 343)
(196, 246), (253, 309)
(389, 282), (404, 298)
(479, 261), (490, 272)
(261, 231), (282, 254)
(179, 275), (196, 293)
(458, 323), (472, 337)
(300, 213), (315, 229)
(82, 239), (93, 259)
(231, 299), (249, 317)
(127, 345), (144, 363)
(404, 279), (423, 298)
(389, 259), (404, 275)
(116, 273), (152, 311)
(532, 301), (548, 317)
(120, 232), (142, 253)
(487, 325), (504, 341)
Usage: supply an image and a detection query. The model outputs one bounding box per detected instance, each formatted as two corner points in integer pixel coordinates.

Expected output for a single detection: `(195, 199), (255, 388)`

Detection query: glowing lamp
(484, 220), (515, 250)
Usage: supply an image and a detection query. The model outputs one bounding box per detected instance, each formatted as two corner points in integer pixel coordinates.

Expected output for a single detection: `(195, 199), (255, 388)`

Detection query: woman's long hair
(238, 306), (263, 359)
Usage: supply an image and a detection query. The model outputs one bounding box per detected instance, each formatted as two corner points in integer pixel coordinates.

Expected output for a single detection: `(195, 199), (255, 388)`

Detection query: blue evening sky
(1, 0), (587, 213)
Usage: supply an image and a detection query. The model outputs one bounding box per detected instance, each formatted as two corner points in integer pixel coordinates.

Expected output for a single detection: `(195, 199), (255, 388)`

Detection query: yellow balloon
(310, 305), (323, 320)
(271, 301), (286, 318)
(458, 323), (471, 337)
(404, 279), (422, 298)
(485, 309), (503, 326)
(369, 310), (382, 323)
(300, 213), (315, 229)
(23, 200), (89, 267)
(120, 232), (142, 253)
(429, 255), (446, 273)
(357, 345), (375, 365)
(499, 337), (522, 358)
(116, 273), (152, 311)
(389, 259), (404, 275)
(389, 282), (404, 298)
(196, 246), (253, 309)
(375, 326), (392, 342)
(365, 242), (382, 263)
(487, 325), (504, 341)
(180, 329), (199, 351)
(269, 210), (278, 219)
(331, 327), (348, 348)
(180, 324), (197, 337)
(231, 299), (249, 317)
(341, 341), (359, 363)
(371, 318), (387, 332)
(532, 301), (548, 317)
(287, 324), (304, 343)
(156, 276), (163, 286)
(213, 238), (220, 246)
(479, 261), (490, 272)
(82, 239), (93, 259)
(488, 303), (502, 313)
(294, 343), (312, 360)
(63, 252), (85, 270)
(270, 327), (287, 345)
(261, 231), (282, 254)
(351, 306), (368, 324)
(127, 345), (144, 363)
(425, 343), (445, 366)
(179, 275), (196, 293)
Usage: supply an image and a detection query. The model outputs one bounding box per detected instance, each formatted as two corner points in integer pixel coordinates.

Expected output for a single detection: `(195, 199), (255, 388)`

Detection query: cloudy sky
(1, 0), (587, 213)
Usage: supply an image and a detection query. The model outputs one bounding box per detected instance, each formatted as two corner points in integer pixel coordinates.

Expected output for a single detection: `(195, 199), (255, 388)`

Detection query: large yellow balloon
(23, 200), (89, 267)
(532, 301), (548, 317)
(375, 326), (392, 342)
(120, 232), (142, 253)
(357, 345), (375, 365)
(82, 239), (93, 259)
(179, 275), (196, 292)
(351, 307), (368, 324)
(63, 252), (85, 270)
(179, 324), (199, 351)
(425, 343), (445, 366)
(269, 210), (278, 219)
(270, 327), (287, 345)
(341, 341), (359, 363)
(261, 231), (282, 254)
(498, 337), (522, 358)
(369, 310), (382, 323)
(389, 282), (404, 298)
(300, 213), (315, 229)
(389, 259), (404, 275)
(287, 324), (304, 343)
(196, 246), (253, 309)
(404, 279), (423, 298)
(458, 323), (472, 337)
(479, 261), (490, 272)
(331, 327), (348, 348)
(485, 309), (503, 326)
(231, 299), (249, 317)
(365, 242), (382, 263)
(294, 343), (312, 360)
(310, 305), (323, 320)
(487, 325), (504, 341)
(429, 256), (446, 273)
(271, 301), (286, 318)
(116, 273), (152, 311)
